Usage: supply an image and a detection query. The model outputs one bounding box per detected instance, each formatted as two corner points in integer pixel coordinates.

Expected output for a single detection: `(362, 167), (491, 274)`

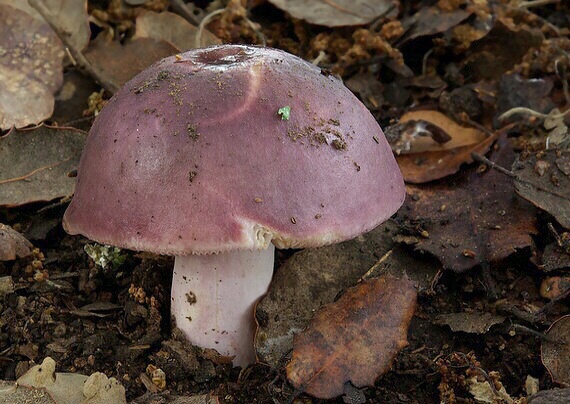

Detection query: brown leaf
(267, 0), (396, 27)
(134, 11), (220, 51)
(541, 315), (570, 387)
(395, 110), (487, 153)
(84, 34), (178, 90)
(390, 110), (496, 183)
(512, 150), (570, 229)
(397, 134), (497, 183)
(400, 6), (472, 43)
(0, 4), (64, 129)
(0, 223), (33, 261)
(0, 125), (86, 207)
(286, 275), (417, 399)
(255, 223), (397, 367)
(397, 138), (537, 272)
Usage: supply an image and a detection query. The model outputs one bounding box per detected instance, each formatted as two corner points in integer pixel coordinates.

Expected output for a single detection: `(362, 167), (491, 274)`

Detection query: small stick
(170, 0), (203, 26)
(28, 0), (118, 94)
(471, 152), (569, 199)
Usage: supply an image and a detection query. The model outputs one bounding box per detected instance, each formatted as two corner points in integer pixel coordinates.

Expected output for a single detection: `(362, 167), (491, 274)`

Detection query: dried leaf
(542, 243), (570, 272)
(85, 34), (178, 91)
(135, 11), (220, 51)
(395, 110), (487, 154)
(0, 223), (33, 261)
(528, 388), (570, 404)
(434, 312), (505, 334)
(0, 4), (64, 129)
(400, 6), (472, 43)
(286, 275), (417, 399)
(541, 315), (570, 386)
(389, 110), (495, 183)
(255, 223), (397, 367)
(0, 125), (86, 207)
(512, 150), (570, 229)
(397, 138), (537, 272)
(267, 0), (396, 27)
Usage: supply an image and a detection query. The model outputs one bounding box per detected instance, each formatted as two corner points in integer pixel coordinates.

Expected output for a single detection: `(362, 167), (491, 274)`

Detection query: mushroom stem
(171, 245), (275, 367)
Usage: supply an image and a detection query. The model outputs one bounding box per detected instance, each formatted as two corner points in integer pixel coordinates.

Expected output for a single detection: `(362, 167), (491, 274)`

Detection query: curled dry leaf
(267, 0), (396, 27)
(286, 275), (417, 399)
(389, 110), (495, 183)
(135, 11), (220, 51)
(84, 33), (178, 91)
(512, 150), (570, 229)
(0, 125), (86, 207)
(541, 315), (570, 386)
(397, 138), (537, 272)
(0, 4), (64, 130)
(0, 223), (33, 261)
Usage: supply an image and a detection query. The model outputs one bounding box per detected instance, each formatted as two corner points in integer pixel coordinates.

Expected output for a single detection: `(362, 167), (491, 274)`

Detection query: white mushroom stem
(171, 245), (275, 367)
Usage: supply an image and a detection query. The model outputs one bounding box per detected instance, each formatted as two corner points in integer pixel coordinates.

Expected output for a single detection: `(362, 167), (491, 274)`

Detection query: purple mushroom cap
(63, 45), (404, 254)
(63, 45), (405, 366)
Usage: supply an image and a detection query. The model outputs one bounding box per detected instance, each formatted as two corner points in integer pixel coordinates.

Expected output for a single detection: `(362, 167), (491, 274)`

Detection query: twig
(170, 0), (202, 26)
(517, 0), (560, 8)
(27, 0), (118, 94)
(471, 152), (569, 199)
(511, 324), (566, 344)
(498, 106), (569, 121)
(0, 157), (72, 185)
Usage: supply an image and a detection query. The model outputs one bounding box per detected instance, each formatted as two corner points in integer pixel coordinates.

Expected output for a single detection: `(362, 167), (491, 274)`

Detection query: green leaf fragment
(278, 106), (291, 120)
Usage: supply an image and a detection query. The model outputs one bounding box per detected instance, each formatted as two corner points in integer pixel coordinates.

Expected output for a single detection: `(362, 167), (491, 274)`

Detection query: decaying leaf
(255, 223), (397, 367)
(387, 110), (496, 183)
(541, 315), (570, 386)
(400, 6), (472, 43)
(397, 138), (537, 272)
(135, 11), (220, 51)
(267, 0), (396, 27)
(286, 275), (417, 399)
(0, 125), (86, 207)
(512, 150), (570, 229)
(542, 243), (570, 272)
(434, 312), (505, 334)
(0, 4), (64, 130)
(84, 33), (178, 91)
(0, 223), (33, 261)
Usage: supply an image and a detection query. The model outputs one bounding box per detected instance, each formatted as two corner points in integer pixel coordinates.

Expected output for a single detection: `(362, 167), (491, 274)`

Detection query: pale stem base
(171, 245), (275, 367)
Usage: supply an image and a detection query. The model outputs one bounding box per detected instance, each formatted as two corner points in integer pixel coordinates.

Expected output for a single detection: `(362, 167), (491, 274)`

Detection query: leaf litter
(1, 0), (570, 402)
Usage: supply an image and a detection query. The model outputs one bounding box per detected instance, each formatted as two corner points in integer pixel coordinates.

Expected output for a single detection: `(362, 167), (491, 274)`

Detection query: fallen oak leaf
(286, 275), (417, 399)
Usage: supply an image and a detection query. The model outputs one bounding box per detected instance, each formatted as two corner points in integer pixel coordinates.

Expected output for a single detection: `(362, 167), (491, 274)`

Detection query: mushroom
(63, 45), (405, 367)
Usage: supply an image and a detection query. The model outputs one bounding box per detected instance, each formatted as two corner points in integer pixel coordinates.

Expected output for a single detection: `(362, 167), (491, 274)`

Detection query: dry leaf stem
(27, 0), (119, 94)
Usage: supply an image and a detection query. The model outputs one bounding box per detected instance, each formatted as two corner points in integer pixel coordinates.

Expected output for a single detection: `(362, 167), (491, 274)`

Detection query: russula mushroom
(63, 45), (405, 367)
